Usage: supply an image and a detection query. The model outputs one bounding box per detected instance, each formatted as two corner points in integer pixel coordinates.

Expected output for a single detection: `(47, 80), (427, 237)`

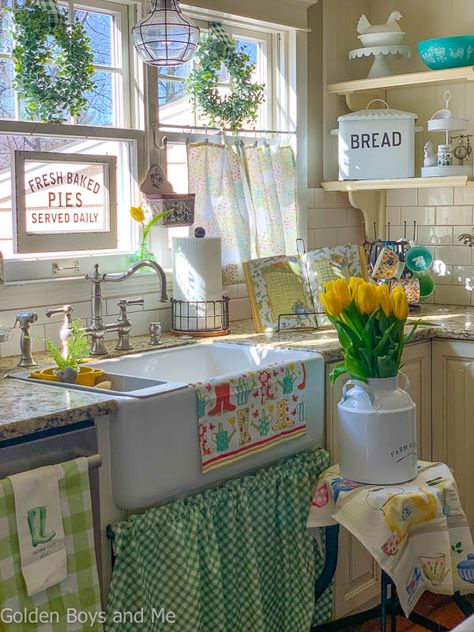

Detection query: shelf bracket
(348, 189), (386, 240)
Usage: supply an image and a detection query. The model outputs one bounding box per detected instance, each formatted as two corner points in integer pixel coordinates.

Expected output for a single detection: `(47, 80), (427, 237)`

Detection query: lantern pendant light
(132, 0), (200, 67)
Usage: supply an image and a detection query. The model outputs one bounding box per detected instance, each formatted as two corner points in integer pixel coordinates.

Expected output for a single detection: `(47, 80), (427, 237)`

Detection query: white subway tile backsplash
(400, 206), (436, 226)
(436, 206), (473, 225)
(313, 189), (338, 209)
(435, 245), (472, 266)
(337, 192), (350, 208)
(386, 206), (401, 226)
(454, 188), (474, 205)
(418, 187), (454, 206)
(309, 228), (339, 248)
(432, 263), (453, 285)
(347, 208), (363, 226)
(229, 297), (251, 321)
(299, 189), (315, 210)
(417, 225), (453, 246)
(386, 188), (417, 207)
(307, 209), (327, 229)
(452, 266), (474, 287)
(434, 285), (471, 306)
(326, 208), (348, 228)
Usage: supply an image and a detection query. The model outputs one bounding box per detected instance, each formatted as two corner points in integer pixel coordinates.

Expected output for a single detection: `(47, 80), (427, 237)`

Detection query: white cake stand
(349, 45), (411, 78)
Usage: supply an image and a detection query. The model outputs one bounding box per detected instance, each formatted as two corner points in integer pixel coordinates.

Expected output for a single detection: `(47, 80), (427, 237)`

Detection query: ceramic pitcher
(337, 374), (417, 484)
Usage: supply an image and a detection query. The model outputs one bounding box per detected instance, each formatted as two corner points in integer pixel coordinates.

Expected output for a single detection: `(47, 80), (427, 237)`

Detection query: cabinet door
(432, 340), (474, 529)
(401, 341), (432, 461)
(325, 364), (380, 618)
(326, 341), (432, 618)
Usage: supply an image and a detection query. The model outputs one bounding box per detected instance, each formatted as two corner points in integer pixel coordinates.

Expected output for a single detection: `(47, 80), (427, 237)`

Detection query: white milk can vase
(337, 375), (417, 485)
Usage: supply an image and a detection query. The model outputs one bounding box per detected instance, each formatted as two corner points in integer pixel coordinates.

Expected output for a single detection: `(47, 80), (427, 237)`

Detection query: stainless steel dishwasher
(0, 420), (103, 596)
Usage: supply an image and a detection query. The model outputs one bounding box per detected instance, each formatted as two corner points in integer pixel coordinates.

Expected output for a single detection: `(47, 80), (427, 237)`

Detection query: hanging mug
(372, 246), (405, 280)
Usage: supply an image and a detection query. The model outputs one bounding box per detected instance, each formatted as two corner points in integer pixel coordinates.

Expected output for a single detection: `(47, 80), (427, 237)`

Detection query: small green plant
(46, 320), (91, 372)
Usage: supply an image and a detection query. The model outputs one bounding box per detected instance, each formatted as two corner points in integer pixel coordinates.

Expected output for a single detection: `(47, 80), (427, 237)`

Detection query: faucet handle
(115, 299), (143, 352)
(45, 304), (73, 321)
(117, 298), (145, 310)
(14, 311), (38, 328)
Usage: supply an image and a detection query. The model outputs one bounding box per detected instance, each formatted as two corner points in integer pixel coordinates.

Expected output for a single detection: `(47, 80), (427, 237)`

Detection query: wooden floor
(348, 593), (468, 631)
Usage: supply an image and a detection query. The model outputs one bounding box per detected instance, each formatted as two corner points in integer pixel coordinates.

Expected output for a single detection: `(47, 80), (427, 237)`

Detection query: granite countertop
(1, 304), (474, 441)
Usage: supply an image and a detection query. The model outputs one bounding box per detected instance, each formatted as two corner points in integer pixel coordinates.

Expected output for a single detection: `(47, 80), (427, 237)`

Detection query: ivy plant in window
(187, 33), (265, 132)
(11, 0), (95, 123)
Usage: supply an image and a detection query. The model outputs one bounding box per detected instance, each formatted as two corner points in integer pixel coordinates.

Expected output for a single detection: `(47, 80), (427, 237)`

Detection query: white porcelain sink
(88, 341), (319, 383)
(12, 342), (325, 510)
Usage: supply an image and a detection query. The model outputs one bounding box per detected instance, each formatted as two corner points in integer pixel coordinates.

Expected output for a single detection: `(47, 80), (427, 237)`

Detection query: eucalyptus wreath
(11, 1), (95, 123)
(187, 36), (265, 132)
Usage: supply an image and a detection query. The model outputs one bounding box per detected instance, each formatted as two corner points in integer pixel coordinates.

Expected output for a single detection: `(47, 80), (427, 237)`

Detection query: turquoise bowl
(418, 35), (474, 70)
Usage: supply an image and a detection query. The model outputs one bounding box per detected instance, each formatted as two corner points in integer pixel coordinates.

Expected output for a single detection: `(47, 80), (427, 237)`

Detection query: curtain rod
(156, 123), (296, 136)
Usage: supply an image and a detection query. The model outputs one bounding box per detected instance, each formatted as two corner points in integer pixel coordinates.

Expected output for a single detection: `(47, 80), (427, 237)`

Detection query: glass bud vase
(129, 235), (156, 267)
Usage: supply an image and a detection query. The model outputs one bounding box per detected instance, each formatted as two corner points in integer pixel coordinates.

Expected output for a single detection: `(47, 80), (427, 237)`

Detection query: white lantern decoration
(132, 0), (200, 67)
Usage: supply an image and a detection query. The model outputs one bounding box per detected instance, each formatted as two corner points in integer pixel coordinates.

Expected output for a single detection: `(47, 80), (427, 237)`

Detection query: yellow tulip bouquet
(321, 278), (430, 384)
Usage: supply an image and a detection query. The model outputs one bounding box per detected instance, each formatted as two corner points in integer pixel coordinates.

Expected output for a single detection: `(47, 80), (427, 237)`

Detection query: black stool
(312, 525), (474, 632)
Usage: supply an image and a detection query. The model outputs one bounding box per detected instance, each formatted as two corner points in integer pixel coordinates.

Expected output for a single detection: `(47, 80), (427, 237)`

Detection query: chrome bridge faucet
(84, 260), (168, 356)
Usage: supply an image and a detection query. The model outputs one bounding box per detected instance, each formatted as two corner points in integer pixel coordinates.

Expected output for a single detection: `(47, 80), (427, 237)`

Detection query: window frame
(0, 3), (298, 283)
(0, 0), (146, 281)
(153, 15), (296, 268)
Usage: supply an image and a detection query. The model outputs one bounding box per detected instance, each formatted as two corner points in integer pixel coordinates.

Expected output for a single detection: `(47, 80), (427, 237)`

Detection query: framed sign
(13, 151), (117, 253)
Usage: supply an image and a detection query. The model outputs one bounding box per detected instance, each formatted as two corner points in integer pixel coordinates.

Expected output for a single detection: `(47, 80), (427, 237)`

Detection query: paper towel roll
(172, 237), (223, 302)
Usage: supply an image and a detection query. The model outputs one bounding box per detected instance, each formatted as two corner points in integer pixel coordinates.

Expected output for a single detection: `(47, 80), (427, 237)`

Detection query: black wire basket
(171, 297), (230, 337)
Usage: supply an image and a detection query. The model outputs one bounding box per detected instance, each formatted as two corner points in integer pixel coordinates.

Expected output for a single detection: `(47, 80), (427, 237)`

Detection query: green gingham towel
(106, 448), (332, 632)
(0, 458), (102, 631)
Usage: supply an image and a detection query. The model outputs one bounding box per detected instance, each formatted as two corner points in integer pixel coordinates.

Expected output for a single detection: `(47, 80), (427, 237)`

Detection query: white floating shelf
(321, 176), (473, 192)
(328, 66), (474, 96)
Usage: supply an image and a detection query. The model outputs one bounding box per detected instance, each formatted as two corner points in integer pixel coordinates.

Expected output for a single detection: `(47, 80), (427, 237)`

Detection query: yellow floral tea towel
(307, 462), (474, 616)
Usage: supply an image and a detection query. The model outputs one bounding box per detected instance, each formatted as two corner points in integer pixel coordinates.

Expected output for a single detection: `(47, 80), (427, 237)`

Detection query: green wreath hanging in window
(11, 0), (95, 123)
(187, 26), (266, 132)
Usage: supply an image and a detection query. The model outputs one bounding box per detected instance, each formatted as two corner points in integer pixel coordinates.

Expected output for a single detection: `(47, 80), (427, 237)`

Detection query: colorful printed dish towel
(307, 462), (474, 616)
(195, 361), (307, 472)
(0, 458), (103, 631)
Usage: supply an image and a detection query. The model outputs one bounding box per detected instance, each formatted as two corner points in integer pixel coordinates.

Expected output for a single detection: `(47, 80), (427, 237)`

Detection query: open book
(243, 244), (368, 332)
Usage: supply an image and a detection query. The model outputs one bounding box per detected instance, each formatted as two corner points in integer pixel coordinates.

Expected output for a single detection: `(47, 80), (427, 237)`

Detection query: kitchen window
(153, 20), (294, 268)
(0, 0), (143, 281)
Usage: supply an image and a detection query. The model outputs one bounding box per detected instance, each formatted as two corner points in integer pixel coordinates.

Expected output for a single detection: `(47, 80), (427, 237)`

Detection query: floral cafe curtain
(187, 142), (298, 285)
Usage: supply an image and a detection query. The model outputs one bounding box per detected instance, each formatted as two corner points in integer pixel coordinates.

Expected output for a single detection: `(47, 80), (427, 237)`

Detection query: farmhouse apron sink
(12, 342), (325, 509)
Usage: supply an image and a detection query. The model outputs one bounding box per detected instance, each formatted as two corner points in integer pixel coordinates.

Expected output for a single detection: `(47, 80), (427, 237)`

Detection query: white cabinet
(432, 340), (474, 530)
(326, 341), (432, 618)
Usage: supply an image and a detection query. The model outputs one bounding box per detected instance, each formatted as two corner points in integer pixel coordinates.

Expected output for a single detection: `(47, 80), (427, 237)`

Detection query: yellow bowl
(30, 366), (105, 386)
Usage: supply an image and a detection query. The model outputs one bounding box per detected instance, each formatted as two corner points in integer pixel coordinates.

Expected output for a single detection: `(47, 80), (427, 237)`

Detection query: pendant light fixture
(132, 0), (200, 67)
